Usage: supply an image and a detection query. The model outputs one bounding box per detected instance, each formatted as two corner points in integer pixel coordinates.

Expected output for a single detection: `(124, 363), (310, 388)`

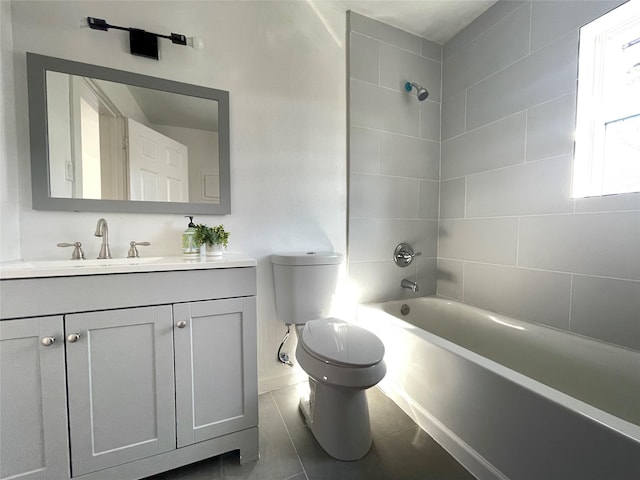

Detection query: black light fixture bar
(87, 17), (187, 60)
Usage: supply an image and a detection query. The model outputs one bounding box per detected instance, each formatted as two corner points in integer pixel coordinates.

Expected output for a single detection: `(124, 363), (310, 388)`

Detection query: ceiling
(118, 1), (500, 129)
(327, 0), (499, 44)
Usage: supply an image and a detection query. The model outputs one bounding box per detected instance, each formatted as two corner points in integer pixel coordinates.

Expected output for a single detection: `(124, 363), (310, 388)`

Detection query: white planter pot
(204, 244), (224, 257)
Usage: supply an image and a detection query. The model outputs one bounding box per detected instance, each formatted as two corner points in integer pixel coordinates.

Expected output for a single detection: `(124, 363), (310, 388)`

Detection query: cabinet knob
(176, 321), (187, 329)
(41, 336), (56, 346)
(67, 333), (81, 343)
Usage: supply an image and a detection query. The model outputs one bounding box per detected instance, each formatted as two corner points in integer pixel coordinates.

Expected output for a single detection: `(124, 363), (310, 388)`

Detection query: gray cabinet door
(174, 297), (258, 447)
(65, 306), (176, 476)
(0, 316), (69, 480)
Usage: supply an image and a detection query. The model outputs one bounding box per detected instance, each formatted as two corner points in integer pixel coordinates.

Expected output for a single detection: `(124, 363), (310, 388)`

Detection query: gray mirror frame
(27, 52), (230, 214)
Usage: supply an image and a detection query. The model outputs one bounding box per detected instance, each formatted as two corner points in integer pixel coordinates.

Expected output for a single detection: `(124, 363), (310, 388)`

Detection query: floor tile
(271, 383), (308, 433)
(283, 474), (308, 480)
(145, 385), (476, 480)
(367, 387), (416, 440)
(290, 423), (393, 480)
(374, 425), (476, 480)
(220, 393), (304, 480)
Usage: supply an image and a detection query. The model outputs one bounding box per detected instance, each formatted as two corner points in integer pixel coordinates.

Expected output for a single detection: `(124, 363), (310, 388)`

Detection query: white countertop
(0, 254), (257, 280)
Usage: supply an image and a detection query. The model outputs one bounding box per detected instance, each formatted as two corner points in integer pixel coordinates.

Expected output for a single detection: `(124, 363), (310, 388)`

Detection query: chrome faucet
(94, 218), (112, 259)
(401, 278), (419, 293)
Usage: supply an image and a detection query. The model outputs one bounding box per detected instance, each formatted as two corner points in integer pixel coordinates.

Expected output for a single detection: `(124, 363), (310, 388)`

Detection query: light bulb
(187, 36), (204, 50)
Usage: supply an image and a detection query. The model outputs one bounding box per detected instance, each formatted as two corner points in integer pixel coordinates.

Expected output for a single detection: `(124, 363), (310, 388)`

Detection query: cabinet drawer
(1, 267), (256, 319)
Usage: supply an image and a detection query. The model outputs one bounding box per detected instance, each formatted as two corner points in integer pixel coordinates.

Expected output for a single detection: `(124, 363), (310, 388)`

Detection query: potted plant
(193, 223), (230, 256)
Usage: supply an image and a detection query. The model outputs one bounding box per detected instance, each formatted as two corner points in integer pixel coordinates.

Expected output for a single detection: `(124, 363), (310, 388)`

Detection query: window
(572, 0), (640, 198)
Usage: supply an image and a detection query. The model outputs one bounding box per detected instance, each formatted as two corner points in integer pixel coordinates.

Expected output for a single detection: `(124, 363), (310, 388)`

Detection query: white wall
(5, 0), (347, 391)
(0, 1), (21, 262)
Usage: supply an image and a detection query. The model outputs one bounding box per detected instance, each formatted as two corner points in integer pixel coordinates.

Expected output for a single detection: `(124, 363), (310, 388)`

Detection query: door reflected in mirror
(46, 72), (220, 204)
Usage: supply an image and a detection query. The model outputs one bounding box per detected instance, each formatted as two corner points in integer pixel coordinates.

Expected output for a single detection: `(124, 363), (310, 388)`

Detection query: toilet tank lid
(271, 252), (343, 266)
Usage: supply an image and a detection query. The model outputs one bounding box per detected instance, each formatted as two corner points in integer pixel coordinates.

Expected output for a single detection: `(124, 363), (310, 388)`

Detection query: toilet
(271, 252), (386, 461)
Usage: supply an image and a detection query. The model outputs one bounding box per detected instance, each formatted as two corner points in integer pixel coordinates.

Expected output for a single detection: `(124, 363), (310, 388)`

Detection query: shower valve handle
(393, 243), (421, 267)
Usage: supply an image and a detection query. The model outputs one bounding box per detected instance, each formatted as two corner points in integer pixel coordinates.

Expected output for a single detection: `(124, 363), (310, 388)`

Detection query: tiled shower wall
(438, 0), (640, 350)
(348, 12), (441, 303)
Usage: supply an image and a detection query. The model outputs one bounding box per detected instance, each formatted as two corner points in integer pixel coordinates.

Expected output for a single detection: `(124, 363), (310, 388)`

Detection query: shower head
(405, 82), (429, 101)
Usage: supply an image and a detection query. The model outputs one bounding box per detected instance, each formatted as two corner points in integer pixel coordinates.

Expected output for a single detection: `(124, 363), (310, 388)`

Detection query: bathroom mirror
(27, 53), (230, 214)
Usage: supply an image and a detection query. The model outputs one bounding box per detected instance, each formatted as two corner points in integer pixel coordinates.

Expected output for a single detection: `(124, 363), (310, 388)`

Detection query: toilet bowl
(295, 318), (386, 461)
(271, 252), (386, 461)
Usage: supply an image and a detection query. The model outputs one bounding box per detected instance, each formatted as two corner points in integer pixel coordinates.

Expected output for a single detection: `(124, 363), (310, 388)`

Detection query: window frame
(572, 0), (640, 198)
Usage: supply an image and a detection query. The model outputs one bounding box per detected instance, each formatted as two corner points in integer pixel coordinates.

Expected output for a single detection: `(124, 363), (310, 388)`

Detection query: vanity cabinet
(0, 316), (70, 480)
(0, 264), (258, 480)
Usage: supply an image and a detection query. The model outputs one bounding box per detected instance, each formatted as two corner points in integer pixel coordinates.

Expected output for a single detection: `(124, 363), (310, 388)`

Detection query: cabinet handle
(176, 321), (187, 329)
(67, 333), (81, 343)
(41, 336), (56, 346)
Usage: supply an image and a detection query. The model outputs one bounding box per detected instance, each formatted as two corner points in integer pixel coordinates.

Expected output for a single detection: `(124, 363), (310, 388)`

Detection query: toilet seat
(300, 318), (385, 368)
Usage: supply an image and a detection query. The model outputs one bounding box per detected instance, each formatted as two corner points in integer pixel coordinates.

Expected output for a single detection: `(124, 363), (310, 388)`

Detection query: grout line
(351, 170), (440, 182)
(283, 473), (307, 480)
(434, 209), (640, 220)
(463, 26), (578, 98)
(515, 218), (520, 267)
(442, 110), (523, 143)
(351, 77), (441, 105)
(463, 175), (467, 219)
(377, 33), (381, 87)
(528, 1), (533, 55)
(522, 110), (528, 163)
(568, 274), (574, 332)
(468, 2), (531, 46)
(350, 124), (439, 144)
(271, 391), (309, 480)
(375, 423), (420, 445)
(376, 128), (381, 174)
(350, 28), (442, 62)
(461, 261), (466, 302)
(441, 152), (573, 182)
(442, 91), (576, 144)
(463, 87), (468, 133)
(435, 257), (640, 283)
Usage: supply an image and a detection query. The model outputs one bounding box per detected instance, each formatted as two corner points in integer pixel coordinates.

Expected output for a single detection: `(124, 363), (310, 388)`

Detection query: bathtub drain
(400, 304), (410, 316)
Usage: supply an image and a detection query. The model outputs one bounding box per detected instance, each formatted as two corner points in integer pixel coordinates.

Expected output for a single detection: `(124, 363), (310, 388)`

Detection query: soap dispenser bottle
(182, 216), (200, 258)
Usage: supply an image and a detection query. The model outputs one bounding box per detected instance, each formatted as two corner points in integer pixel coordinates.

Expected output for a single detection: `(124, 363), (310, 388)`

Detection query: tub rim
(357, 297), (640, 444)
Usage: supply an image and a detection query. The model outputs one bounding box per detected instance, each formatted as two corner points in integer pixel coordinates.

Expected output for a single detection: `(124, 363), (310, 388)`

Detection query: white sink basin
(18, 257), (165, 269)
(0, 255), (257, 279)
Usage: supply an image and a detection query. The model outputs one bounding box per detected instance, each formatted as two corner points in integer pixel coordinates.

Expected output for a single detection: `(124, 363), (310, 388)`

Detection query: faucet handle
(57, 242), (85, 260)
(127, 241), (151, 258)
(393, 243), (421, 267)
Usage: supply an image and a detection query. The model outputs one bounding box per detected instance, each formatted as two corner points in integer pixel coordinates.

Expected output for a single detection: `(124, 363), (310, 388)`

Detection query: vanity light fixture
(87, 17), (203, 60)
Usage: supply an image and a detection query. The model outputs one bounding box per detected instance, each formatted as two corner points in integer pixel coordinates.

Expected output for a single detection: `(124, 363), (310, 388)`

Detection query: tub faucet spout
(94, 218), (112, 259)
(401, 278), (419, 293)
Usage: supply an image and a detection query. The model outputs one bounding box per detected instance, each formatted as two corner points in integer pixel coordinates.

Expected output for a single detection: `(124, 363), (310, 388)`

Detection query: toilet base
(300, 377), (373, 461)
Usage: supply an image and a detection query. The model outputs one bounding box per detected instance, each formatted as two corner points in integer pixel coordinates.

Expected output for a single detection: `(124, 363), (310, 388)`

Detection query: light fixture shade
(129, 29), (159, 59)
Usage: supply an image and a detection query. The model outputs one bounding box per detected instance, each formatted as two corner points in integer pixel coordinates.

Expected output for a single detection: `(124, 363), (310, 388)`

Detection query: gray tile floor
(149, 384), (476, 480)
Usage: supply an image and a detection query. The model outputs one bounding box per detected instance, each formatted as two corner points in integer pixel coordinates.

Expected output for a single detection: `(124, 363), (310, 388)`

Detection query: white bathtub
(356, 296), (640, 480)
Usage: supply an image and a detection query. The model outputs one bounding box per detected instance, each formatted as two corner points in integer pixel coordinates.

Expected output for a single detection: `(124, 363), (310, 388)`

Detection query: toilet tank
(271, 252), (343, 325)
